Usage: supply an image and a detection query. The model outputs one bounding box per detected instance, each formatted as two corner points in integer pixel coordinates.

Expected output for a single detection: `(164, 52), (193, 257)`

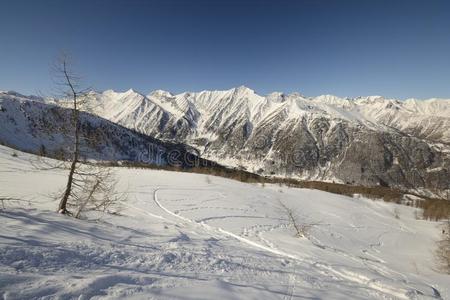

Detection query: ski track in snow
(153, 187), (305, 261)
(149, 186), (442, 300)
(0, 146), (448, 299)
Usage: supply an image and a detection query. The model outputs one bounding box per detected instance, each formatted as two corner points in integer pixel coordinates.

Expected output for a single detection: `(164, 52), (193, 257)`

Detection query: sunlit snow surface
(0, 145), (448, 299)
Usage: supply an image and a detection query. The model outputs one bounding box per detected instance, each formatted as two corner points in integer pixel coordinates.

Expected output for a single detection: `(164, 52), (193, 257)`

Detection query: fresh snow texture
(0, 145), (449, 299)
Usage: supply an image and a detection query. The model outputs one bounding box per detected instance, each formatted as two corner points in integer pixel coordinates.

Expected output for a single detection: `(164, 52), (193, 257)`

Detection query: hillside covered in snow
(0, 91), (213, 168)
(0, 145), (449, 299)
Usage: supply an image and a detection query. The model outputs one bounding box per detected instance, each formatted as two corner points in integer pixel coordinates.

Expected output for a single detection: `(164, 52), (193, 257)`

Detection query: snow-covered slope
(0, 145), (449, 299)
(81, 87), (450, 195)
(0, 91), (204, 167)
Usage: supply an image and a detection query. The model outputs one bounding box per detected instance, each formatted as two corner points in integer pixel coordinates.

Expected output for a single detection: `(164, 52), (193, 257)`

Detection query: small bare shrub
(278, 199), (314, 238)
(436, 220), (450, 273)
(394, 207), (400, 219)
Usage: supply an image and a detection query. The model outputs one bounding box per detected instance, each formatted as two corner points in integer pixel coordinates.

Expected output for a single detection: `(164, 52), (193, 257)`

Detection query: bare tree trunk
(58, 60), (80, 214)
(75, 179), (100, 218)
(58, 158), (76, 213)
(278, 199), (316, 238)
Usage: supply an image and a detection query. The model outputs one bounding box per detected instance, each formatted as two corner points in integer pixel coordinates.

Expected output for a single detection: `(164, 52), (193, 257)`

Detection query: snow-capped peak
(148, 89), (173, 98)
(0, 90), (25, 97)
(102, 88), (141, 98)
(231, 85), (255, 96)
(266, 92), (286, 103)
(123, 88), (138, 96)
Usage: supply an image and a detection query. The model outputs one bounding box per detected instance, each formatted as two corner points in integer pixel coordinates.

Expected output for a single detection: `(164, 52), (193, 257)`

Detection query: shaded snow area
(0, 145), (448, 299)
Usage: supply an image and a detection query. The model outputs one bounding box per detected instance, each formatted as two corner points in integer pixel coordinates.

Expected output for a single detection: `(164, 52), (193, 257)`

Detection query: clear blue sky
(1, 0), (449, 99)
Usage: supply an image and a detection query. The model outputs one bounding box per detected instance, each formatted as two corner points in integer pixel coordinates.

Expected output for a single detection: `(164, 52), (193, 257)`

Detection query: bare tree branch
(278, 199), (319, 238)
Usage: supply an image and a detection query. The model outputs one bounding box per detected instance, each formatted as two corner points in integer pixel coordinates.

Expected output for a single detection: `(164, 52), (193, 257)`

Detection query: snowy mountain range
(1, 88), (449, 196)
(84, 87), (450, 195)
(86, 86), (450, 144)
(0, 91), (207, 168)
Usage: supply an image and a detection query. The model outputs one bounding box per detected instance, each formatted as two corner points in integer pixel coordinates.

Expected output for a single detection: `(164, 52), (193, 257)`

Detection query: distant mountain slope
(79, 87), (450, 196)
(0, 91), (202, 167)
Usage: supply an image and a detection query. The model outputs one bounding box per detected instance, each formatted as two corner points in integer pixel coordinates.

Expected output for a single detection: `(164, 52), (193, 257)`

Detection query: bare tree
(70, 164), (125, 218)
(44, 54), (123, 218)
(57, 56), (81, 214)
(436, 220), (450, 273)
(278, 199), (316, 238)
